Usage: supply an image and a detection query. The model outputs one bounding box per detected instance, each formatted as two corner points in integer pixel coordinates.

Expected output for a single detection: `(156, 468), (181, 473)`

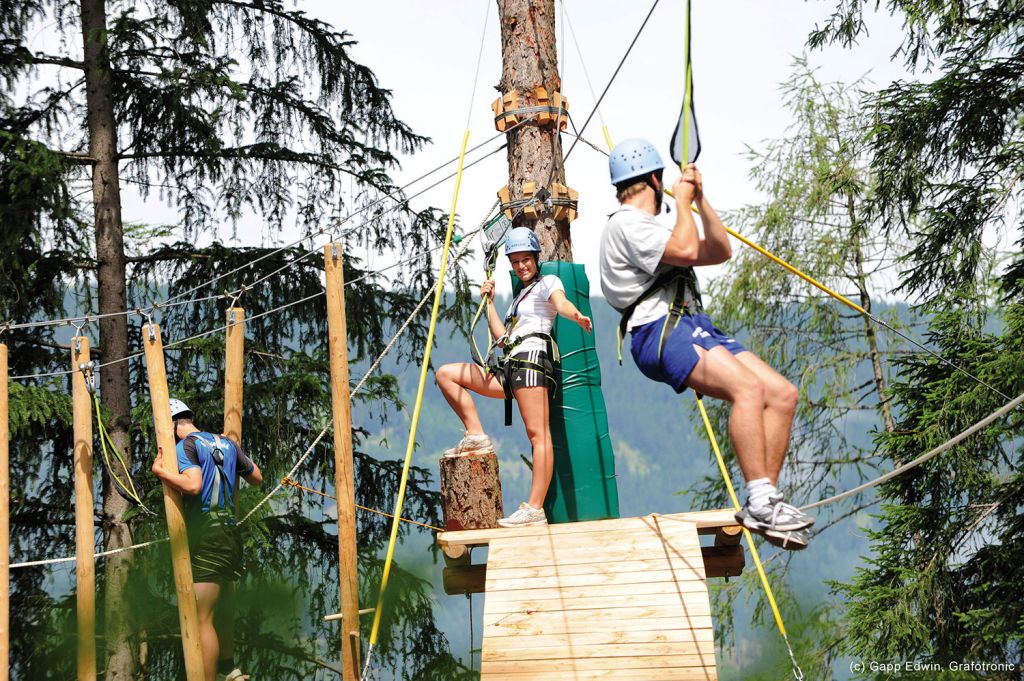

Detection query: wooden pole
(324, 244), (361, 680)
(496, 0), (571, 261)
(223, 307), (245, 443)
(71, 338), (96, 681)
(223, 308), (245, 513)
(142, 323), (204, 681)
(0, 344), (8, 681)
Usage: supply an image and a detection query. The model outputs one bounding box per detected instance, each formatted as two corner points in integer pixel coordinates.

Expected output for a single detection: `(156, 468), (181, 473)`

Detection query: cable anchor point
(79, 360), (97, 395)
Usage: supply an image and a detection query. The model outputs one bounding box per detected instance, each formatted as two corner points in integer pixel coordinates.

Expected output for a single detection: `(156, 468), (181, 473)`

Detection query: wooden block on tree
(440, 451), (503, 533)
(498, 185), (513, 219)
(522, 180), (540, 220)
(701, 545), (744, 579)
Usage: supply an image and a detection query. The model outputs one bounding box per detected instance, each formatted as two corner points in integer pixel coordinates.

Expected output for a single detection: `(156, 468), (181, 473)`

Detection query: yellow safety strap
(367, 130), (472, 647)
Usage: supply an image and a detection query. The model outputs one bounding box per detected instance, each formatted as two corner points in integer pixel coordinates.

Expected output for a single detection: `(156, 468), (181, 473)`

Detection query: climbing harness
(487, 279), (561, 426)
(185, 433), (237, 522)
(80, 361), (154, 515)
(613, 261), (703, 364)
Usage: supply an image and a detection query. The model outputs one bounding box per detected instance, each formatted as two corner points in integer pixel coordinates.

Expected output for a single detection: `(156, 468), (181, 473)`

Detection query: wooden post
(223, 308), (244, 513)
(142, 324), (205, 681)
(0, 344), (8, 681)
(223, 308), (244, 443)
(323, 244), (361, 680)
(71, 338), (96, 681)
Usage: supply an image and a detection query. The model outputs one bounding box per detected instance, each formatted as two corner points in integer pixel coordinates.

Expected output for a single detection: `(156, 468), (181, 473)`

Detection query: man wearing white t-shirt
(599, 138), (813, 550)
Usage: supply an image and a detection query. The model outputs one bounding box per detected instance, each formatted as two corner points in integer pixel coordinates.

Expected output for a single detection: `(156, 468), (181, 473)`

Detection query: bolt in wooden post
(0, 344), (8, 681)
(324, 244), (361, 680)
(71, 338), (96, 681)
(142, 324), (205, 681)
(223, 308), (245, 513)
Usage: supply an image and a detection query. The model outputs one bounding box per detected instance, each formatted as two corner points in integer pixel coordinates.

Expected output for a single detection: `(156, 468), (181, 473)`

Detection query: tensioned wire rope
(7, 116), (545, 382)
(9, 212), (498, 570)
(0, 107), (547, 339)
(362, 1), (492, 676)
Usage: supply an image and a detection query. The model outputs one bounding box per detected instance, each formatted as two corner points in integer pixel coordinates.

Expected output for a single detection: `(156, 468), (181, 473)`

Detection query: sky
(101, 0), (916, 298)
(305, 0), (914, 296)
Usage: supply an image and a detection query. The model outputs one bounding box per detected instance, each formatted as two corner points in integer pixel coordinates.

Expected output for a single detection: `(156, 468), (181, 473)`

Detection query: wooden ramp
(440, 511), (740, 680)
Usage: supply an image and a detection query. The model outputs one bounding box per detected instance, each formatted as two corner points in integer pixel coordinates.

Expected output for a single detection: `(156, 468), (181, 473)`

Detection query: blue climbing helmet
(504, 227), (541, 256)
(609, 138), (664, 185)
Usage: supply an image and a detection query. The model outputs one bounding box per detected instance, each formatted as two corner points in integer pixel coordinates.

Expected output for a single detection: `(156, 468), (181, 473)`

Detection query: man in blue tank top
(152, 398), (263, 681)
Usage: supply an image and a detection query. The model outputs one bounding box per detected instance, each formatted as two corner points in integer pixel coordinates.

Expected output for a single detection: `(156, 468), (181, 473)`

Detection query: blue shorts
(630, 313), (747, 393)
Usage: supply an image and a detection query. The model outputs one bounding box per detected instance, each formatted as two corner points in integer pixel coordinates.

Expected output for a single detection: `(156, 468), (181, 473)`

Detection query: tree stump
(439, 451), (503, 540)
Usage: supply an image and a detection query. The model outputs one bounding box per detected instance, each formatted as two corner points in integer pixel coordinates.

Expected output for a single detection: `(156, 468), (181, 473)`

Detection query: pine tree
(2, 1), (472, 677)
(811, 1), (1024, 667)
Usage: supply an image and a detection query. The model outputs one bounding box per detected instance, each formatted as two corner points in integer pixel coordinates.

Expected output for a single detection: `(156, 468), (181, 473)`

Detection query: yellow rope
(694, 397), (788, 635)
(281, 477), (444, 533)
(368, 129), (472, 648)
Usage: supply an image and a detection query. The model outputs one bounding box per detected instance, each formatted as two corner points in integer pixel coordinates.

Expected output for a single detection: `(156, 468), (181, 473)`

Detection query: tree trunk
(847, 194), (895, 433)
(80, 0), (136, 677)
(439, 453), (503, 533)
(496, 0), (572, 261)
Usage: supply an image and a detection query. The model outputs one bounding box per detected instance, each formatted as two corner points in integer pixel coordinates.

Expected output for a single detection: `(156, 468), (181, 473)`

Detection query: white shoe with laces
(216, 669), (250, 681)
(443, 432), (493, 458)
(497, 502), (547, 528)
(735, 497), (814, 533)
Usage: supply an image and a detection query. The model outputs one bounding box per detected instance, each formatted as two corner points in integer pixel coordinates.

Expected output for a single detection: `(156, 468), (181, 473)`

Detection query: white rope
(802, 390), (1024, 511)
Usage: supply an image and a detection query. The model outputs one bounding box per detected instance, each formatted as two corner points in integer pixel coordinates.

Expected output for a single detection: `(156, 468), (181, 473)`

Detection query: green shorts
(188, 513), (244, 584)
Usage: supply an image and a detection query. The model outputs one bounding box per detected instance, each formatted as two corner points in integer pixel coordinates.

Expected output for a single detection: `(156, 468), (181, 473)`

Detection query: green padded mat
(510, 261), (619, 522)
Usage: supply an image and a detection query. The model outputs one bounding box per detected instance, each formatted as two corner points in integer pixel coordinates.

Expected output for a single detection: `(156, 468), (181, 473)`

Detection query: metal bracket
(331, 242), (340, 260)
(79, 360), (97, 395)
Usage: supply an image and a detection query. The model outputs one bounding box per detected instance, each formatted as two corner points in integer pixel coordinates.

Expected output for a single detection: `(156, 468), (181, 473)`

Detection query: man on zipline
(151, 399), (263, 680)
(599, 138), (813, 550)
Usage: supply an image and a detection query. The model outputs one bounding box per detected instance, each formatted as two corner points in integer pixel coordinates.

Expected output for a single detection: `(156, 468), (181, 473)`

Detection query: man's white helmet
(169, 398), (192, 420)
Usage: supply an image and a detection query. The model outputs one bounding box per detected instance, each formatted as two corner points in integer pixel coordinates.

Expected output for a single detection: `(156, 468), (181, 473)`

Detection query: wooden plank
(484, 566), (714, 593)
(483, 667), (716, 680)
(701, 545), (744, 579)
(484, 556), (709, 581)
(483, 591), (713, 616)
(485, 614), (714, 637)
(483, 578), (710, 604)
(478, 524), (699, 551)
(483, 627), (714, 649)
(442, 563), (486, 595)
(486, 542), (706, 569)
(440, 510), (738, 549)
(482, 654), (713, 673)
(483, 640), (715, 662)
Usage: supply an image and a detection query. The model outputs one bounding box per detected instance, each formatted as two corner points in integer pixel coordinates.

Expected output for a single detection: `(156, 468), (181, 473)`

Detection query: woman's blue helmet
(504, 227), (541, 256)
(609, 138), (664, 185)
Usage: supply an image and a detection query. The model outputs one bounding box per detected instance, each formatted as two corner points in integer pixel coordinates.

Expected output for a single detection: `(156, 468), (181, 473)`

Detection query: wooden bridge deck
(440, 511), (735, 680)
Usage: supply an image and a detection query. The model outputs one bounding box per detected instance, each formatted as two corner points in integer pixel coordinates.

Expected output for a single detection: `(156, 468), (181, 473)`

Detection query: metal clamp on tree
(491, 86), (569, 132)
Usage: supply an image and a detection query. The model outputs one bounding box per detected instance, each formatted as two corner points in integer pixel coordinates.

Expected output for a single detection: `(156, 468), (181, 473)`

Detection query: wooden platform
(439, 511), (740, 680)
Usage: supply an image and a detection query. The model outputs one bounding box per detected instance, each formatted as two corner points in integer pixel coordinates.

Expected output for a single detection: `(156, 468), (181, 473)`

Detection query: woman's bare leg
(514, 386), (552, 508)
(435, 362), (504, 433)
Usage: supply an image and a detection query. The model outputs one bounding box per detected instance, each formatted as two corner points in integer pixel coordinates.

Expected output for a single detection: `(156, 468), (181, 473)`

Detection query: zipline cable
(803, 390), (1024, 511)
(8, 138), (517, 382)
(561, 0), (661, 164)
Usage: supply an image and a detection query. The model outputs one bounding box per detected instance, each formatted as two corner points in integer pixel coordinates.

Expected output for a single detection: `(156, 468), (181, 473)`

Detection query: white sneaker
(735, 498), (814, 533)
(497, 502), (547, 528)
(216, 670), (250, 681)
(443, 432), (493, 457)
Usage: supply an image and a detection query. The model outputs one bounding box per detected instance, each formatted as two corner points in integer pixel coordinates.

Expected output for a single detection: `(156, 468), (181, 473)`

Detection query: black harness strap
(616, 266), (704, 364)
